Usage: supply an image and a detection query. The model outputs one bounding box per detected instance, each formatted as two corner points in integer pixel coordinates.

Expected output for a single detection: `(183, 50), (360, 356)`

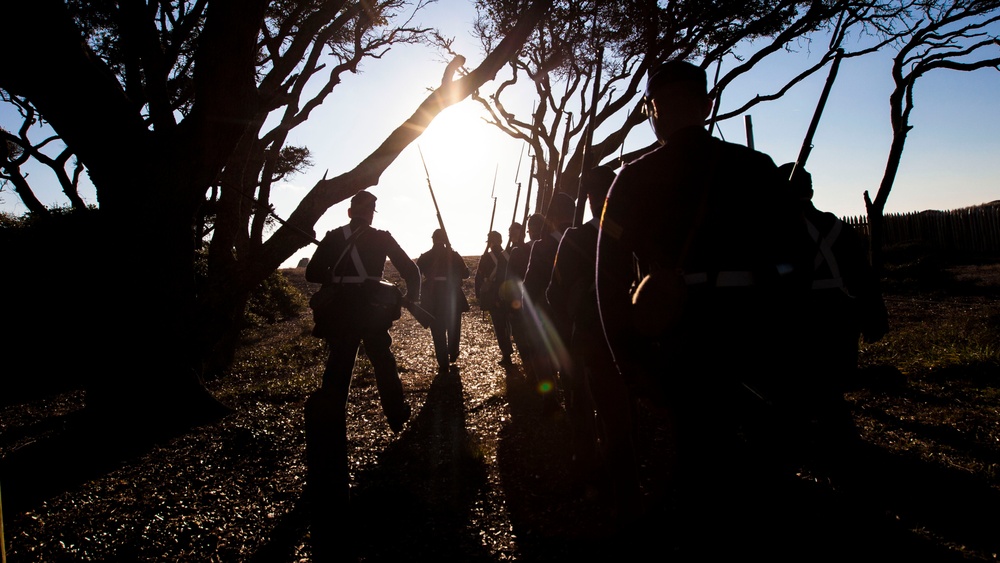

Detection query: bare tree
(0, 91), (87, 213)
(0, 0), (552, 428)
(467, 0), (909, 217)
(865, 0), (1000, 270)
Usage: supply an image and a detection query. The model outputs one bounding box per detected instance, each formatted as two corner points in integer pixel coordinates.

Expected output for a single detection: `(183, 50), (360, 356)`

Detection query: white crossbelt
(806, 218), (849, 294)
(332, 225), (380, 284)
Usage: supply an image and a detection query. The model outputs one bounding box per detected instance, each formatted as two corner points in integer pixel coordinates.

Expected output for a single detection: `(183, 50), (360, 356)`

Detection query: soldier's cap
(778, 162), (813, 201)
(487, 230), (502, 243)
(645, 60), (708, 99)
(432, 228), (449, 243)
(545, 192), (576, 223)
(350, 190), (377, 212)
(581, 165), (616, 200)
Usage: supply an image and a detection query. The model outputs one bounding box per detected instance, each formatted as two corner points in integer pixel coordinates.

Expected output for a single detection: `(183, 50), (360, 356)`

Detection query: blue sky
(2, 3), (997, 267)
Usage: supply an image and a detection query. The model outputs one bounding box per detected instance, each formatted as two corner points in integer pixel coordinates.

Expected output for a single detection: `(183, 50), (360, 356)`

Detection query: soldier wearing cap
(522, 192), (576, 412)
(417, 228), (470, 372)
(595, 60), (808, 538)
(303, 190), (421, 526)
(505, 213), (545, 376)
(778, 163), (888, 466)
(476, 230), (514, 365)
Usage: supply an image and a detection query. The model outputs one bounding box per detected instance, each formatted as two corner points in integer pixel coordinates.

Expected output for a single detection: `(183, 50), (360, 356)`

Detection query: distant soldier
(523, 192), (576, 411)
(303, 190), (421, 525)
(507, 221), (525, 252)
(476, 231), (514, 365)
(505, 213), (545, 375)
(417, 228), (470, 372)
(778, 163), (888, 451)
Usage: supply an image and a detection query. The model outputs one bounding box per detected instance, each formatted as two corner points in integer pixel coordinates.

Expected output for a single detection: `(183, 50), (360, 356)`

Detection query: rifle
(486, 163), (499, 248)
(509, 143), (526, 247)
(417, 144), (450, 249)
(574, 46), (604, 228)
(789, 48), (844, 184)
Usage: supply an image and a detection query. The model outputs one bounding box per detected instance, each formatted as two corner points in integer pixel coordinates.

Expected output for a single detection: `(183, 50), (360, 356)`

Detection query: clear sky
(2, 3), (997, 268)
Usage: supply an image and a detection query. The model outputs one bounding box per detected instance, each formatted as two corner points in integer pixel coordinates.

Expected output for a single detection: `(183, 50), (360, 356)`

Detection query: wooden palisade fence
(843, 203), (1000, 256)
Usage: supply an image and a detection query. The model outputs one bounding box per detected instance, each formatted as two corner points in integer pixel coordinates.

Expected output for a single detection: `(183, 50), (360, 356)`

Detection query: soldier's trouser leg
(447, 304), (462, 360)
(362, 329), (410, 426)
(306, 336), (359, 559)
(490, 309), (513, 357)
(586, 350), (641, 516)
(430, 320), (449, 368)
(307, 336), (359, 498)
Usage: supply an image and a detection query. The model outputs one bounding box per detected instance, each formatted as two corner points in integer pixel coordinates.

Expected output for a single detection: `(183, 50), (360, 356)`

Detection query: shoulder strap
(331, 225), (376, 283)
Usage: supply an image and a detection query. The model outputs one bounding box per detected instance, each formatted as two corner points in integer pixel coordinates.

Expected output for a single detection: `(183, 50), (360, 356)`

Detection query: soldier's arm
(596, 174), (639, 372)
(305, 231), (336, 284)
(546, 233), (572, 322)
(456, 251), (470, 279)
(386, 235), (421, 301)
(522, 244), (547, 303)
(474, 254), (488, 294)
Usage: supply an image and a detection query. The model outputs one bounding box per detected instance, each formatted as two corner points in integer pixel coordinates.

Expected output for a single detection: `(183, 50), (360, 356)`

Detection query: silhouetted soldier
(476, 230), (514, 365)
(596, 61), (808, 546)
(303, 190), (420, 555)
(547, 166), (642, 512)
(778, 162), (888, 462)
(417, 228), (470, 372)
(523, 192), (576, 412)
(507, 221), (525, 252)
(504, 214), (544, 376)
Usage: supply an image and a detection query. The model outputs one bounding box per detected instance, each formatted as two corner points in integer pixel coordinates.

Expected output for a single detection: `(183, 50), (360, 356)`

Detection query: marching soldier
(505, 213), (545, 376)
(778, 162), (888, 465)
(417, 229), (470, 372)
(476, 231), (514, 365)
(596, 61), (809, 548)
(523, 192), (576, 412)
(303, 190), (421, 554)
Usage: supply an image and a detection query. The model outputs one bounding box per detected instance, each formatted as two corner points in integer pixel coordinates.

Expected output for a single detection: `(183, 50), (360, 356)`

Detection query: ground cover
(1, 255), (998, 561)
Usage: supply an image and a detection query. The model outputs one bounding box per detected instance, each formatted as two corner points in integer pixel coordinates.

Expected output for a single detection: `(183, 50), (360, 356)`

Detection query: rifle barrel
(417, 145), (449, 246)
(791, 48), (844, 181)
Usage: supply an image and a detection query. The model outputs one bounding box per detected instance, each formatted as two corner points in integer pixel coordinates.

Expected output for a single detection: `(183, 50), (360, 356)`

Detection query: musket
(522, 146), (536, 228)
(510, 143), (525, 228)
(485, 163), (499, 250)
(417, 144), (450, 248)
(789, 48), (844, 184)
(707, 54), (725, 136)
(745, 114), (754, 150)
(574, 45), (604, 228)
(522, 112), (540, 227)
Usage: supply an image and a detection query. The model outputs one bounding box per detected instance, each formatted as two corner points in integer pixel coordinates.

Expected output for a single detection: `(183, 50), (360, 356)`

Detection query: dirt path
(2, 264), (998, 561)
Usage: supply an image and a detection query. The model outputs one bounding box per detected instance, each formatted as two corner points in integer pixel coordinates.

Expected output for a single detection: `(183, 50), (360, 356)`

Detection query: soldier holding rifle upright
(506, 213), (544, 377)
(476, 231), (515, 366)
(596, 61), (808, 545)
(417, 228), (470, 372)
(522, 192), (576, 413)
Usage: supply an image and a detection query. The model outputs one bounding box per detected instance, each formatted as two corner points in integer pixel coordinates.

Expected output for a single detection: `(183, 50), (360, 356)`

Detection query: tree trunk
(868, 118), (911, 273)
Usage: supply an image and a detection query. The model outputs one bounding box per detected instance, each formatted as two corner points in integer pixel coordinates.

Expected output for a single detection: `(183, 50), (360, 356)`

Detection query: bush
(244, 270), (307, 327)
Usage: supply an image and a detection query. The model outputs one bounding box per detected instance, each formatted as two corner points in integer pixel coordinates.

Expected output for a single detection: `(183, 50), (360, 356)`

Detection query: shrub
(244, 270), (307, 327)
